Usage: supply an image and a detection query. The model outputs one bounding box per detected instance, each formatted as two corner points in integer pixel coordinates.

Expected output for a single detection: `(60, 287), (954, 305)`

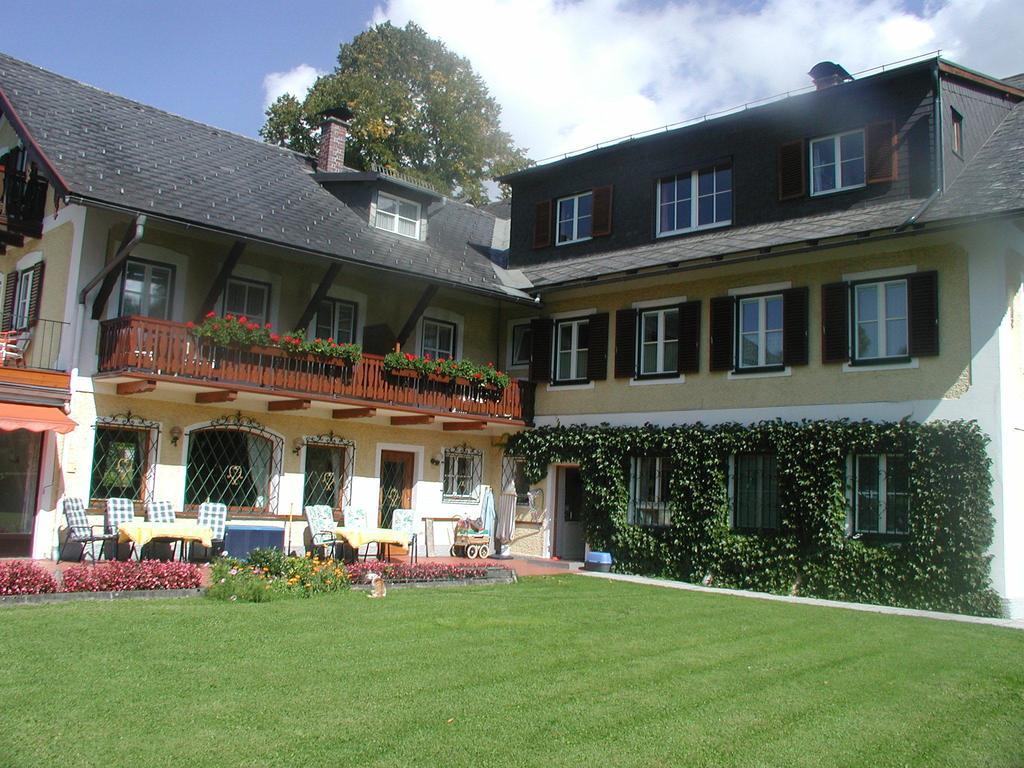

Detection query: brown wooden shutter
(591, 186), (613, 237)
(27, 261), (44, 327)
(614, 308), (637, 378)
(529, 318), (553, 383)
(907, 271), (938, 357)
(709, 296), (735, 371)
(821, 282), (850, 363)
(865, 121), (897, 183)
(532, 200), (552, 249)
(781, 287), (809, 366)
(586, 312), (609, 381)
(677, 300), (701, 374)
(1, 271), (16, 332)
(778, 140), (806, 200)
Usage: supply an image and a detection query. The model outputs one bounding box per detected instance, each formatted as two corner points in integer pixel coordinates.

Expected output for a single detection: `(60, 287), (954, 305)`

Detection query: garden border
(0, 588), (204, 607)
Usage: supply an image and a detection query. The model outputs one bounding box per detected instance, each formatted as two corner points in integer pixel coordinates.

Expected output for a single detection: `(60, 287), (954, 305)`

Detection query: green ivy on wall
(507, 419), (1001, 617)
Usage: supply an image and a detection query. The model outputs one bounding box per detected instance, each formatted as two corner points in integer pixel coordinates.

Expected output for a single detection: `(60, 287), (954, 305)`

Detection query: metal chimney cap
(808, 61), (854, 86)
(319, 104), (354, 122)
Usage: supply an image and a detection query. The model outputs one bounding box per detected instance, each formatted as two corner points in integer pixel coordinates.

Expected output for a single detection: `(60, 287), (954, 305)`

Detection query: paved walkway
(576, 570), (1024, 630)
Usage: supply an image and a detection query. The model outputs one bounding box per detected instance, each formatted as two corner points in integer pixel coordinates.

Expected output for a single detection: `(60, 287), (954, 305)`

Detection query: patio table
(335, 526), (411, 561)
(118, 521), (214, 550)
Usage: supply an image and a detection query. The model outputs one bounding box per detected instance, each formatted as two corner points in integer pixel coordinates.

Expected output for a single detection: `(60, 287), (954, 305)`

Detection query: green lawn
(1, 577), (1022, 768)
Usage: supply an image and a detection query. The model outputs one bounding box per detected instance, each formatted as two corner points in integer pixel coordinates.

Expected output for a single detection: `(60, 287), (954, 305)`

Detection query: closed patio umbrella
(480, 485), (496, 537)
(493, 480), (517, 559)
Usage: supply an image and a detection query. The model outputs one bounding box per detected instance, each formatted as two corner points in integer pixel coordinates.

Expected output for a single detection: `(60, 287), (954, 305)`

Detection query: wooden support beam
(294, 263), (342, 332)
(443, 421), (487, 432)
(268, 399), (311, 412)
(195, 390), (237, 404)
(116, 379), (156, 395)
(332, 407), (376, 419)
(0, 229), (25, 248)
(390, 414), (434, 426)
(394, 284), (439, 349)
(195, 241), (245, 322)
(89, 215), (146, 319)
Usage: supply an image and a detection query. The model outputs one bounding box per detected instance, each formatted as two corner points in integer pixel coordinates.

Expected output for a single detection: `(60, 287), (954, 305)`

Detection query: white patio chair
(389, 508), (418, 563)
(304, 504), (338, 559)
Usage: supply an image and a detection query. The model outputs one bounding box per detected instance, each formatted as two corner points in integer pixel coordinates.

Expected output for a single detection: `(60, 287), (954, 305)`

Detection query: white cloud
(371, 0), (1023, 162)
(262, 63), (325, 108)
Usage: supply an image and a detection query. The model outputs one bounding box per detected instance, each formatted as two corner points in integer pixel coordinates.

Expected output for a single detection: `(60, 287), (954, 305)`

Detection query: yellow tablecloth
(335, 527), (411, 548)
(118, 521), (214, 548)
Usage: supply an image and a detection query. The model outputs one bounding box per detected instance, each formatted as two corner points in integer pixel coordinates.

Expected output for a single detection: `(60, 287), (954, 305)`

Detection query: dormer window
(810, 130), (865, 195)
(556, 192), (593, 245)
(375, 192), (421, 239)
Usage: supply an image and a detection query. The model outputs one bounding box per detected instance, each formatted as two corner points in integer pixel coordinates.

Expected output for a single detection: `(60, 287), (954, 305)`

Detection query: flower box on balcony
(391, 368), (420, 381)
(427, 373), (452, 384)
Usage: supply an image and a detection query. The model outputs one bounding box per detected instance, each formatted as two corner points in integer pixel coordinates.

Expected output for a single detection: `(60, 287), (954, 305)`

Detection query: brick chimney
(317, 105), (354, 173)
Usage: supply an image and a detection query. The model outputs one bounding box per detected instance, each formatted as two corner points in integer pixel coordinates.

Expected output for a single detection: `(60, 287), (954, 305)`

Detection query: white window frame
(656, 165), (732, 237)
(13, 269), (33, 329)
(809, 129), (866, 196)
(374, 191), (421, 239)
(508, 321), (532, 369)
(852, 279), (909, 362)
(119, 258), (175, 320)
(555, 191), (593, 246)
(221, 277), (270, 327)
(628, 456), (672, 527)
(850, 454), (909, 536)
(638, 307), (679, 376)
(737, 294), (784, 369)
(314, 297), (358, 344)
(554, 317), (589, 383)
(421, 317), (456, 360)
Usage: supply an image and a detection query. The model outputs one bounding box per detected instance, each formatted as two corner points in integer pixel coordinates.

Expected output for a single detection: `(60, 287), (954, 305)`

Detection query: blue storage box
(584, 551), (613, 572)
(223, 525), (285, 560)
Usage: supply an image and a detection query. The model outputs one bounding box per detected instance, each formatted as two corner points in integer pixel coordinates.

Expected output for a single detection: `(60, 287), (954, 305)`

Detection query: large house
(1, 52), (1022, 614)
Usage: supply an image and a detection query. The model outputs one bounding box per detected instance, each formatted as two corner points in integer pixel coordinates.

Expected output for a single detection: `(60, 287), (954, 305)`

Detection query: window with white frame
(375, 192), (421, 239)
(657, 164), (732, 236)
(510, 322), (533, 368)
(629, 456), (672, 527)
(951, 108), (964, 157)
(120, 259), (174, 320)
(421, 317), (456, 360)
(853, 279), (908, 361)
(556, 191), (593, 245)
(738, 294), (783, 369)
(555, 317), (589, 382)
(810, 129), (865, 195)
(13, 269), (33, 329)
(732, 454), (780, 531)
(851, 454), (909, 535)
(443, 446), (482, 503)
(638, 307), (679, 376)
(315, 298), (357, 344)
(222, 277), (270, 327)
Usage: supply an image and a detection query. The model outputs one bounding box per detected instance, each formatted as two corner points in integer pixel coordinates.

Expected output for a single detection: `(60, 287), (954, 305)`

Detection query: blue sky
(5, 1), (1020, 161)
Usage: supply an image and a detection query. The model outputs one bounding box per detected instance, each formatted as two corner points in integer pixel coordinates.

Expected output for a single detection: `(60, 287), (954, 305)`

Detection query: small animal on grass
(367, 572), (387, 599)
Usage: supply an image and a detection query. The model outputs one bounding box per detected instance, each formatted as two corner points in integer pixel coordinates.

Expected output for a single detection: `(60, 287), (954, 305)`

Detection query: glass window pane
(858, 321), (878, 358)
(885, 282), (907, 318)
(663, 310), (679, 341)
(557, 351), (571, 379)
(398, 201), (418, 220)
(558, 198), (574, 222)
(335, 303), (355, 343)
(575, 349), (587, 376)
(812, 138), (835, 167)
(886, 319), (908, 357)
(886, 456), (909, 533)
(642, 343), (657, 374)
(576, 321), (589, 350)
(715, 190), (732, 222)
(225, 281), (246, 313)
(765, 330), (783, 365)
(856, 455), (880, 532)
(856, 285), (878, 322)
(512, 325), (532, 365)
(740, 300), (759, 333)
(316, 301), (333, 339)
(576, 215), (592, 239)
(698, 195), (714, 226)
(558, 322), (573, 351)
(642, 313), (659, 343)
(577, 193), (592, 217)
(840, 131), (864, 160)
(397, 218), (417, 237)
(813, 165), (836, 193)
(741, 333), (759, 367)
(660, 204), (675, 233)
(698, 168), (715, 196)
(660, 178), (676, 204)
(765, 296), (783, 331)
(121, 292), (142, 317)
(378, 195), (398, 214)
(375, 210), (395, 231)
(716, 166), (732, 192)
(246, 287), (266, 319)
(841, 158), (864, 187)
(676, 200), (692, 230)
(663, 340), (678, 372)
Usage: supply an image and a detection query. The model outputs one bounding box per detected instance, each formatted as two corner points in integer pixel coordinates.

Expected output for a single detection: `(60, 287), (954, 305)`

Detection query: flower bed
(0, 561), (58, 595)
(62, 561), (203, 592)
(347, 561), (494, 583)
(206, 550), (349, 602)
(383, 351), (510, 389)
(189, 312), (362, 364)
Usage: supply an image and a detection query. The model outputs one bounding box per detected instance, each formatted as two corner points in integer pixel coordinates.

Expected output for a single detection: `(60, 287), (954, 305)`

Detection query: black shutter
(709, 296), (735, 371)
(821, 282), (849, 363)
(778, 140), (806, 200)
(866, 121), (897, 183)
(591, 186), (613, 237)
(27, 261), (44, 327)
(781, 287), (809, 366)
(529, 318), (553, 383)
(677, 300), (701, 374)
(587, 312), (609, 381)
(532, 201), (552, 249)
(1, 271), (16, 332)
(907, 271), (938, 357)
(614, 308), (637, 378)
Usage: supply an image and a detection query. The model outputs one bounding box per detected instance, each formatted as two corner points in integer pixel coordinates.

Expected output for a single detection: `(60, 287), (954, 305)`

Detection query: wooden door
(379, 450), (414, 527)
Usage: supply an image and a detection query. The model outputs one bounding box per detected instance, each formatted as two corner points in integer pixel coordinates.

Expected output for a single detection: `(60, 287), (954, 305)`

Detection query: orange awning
(0, 403), (76, 434)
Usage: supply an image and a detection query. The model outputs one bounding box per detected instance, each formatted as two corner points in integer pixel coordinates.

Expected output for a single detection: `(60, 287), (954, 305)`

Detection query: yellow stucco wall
(0, 219), (74, 327)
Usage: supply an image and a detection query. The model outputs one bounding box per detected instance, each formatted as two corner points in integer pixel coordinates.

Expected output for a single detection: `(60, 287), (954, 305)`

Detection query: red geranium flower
(404, 353), (416, 361)
(205, 311), (216, 319)
(239, 316), (248, 324)
(185, 321), (194, 329)
(265, 323), (272, 329)
(270, 333), (280, 342)
(225, 314), (234, 321)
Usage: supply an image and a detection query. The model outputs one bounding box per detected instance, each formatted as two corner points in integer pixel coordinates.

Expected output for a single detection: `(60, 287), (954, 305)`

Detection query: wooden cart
(450, 530), (490, 559)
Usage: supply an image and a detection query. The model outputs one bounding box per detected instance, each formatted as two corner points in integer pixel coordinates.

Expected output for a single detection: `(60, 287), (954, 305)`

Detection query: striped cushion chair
(389, 508), (418, 563)
(60, 497), (117, 562)
(146, 500), (176, 524)
(105, 497), (138, 559)
(304, 504), (337, 558)
(196, 502), (228, 558)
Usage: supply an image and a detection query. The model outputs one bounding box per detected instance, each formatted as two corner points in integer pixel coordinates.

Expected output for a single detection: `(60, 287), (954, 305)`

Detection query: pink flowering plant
(0, 561), (59, 595)
(61, 561), (203, 592)
(346, 561), (492, 583)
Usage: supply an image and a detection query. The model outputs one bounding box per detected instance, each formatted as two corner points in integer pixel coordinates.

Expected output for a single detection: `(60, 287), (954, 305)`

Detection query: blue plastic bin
(584, 551), (613, 573)
(223, 525), (285, 560)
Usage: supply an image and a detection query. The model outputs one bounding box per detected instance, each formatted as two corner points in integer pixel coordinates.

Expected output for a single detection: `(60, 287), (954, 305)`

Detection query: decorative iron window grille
(184, 413), (282, 514)
(90, 412), (160, 504)
(501, 453), (531, 505)
(302, 432), (355, 513)
(443, 445), (482, 503)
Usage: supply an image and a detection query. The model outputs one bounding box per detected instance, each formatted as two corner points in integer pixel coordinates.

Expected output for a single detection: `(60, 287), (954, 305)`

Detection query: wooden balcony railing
(97, 316), (534, 423)
(0, 167), (48, 237)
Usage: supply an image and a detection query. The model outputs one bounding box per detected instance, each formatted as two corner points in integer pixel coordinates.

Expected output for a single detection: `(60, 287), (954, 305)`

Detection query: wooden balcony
(97, 316), (534, 424)
(0, 167), (47, 247)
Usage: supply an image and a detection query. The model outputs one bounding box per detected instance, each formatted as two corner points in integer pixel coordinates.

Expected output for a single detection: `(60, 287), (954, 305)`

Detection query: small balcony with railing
(0, 164), (48, 244)
(96, 316), (534, 426)
(0, 317), (70, 394)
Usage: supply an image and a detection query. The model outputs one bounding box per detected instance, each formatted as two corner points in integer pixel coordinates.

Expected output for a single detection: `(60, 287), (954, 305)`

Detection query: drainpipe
(933, 60), (945, 194)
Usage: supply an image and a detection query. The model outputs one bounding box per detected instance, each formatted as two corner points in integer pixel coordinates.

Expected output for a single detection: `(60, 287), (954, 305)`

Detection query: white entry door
(554, 466), (585, 560)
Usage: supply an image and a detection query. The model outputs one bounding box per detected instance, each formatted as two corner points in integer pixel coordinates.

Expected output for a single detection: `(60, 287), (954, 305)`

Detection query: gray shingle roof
(0, 52), (528, 301)
(923, 103), (1024, 223)
(522, 200), (921, 288)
